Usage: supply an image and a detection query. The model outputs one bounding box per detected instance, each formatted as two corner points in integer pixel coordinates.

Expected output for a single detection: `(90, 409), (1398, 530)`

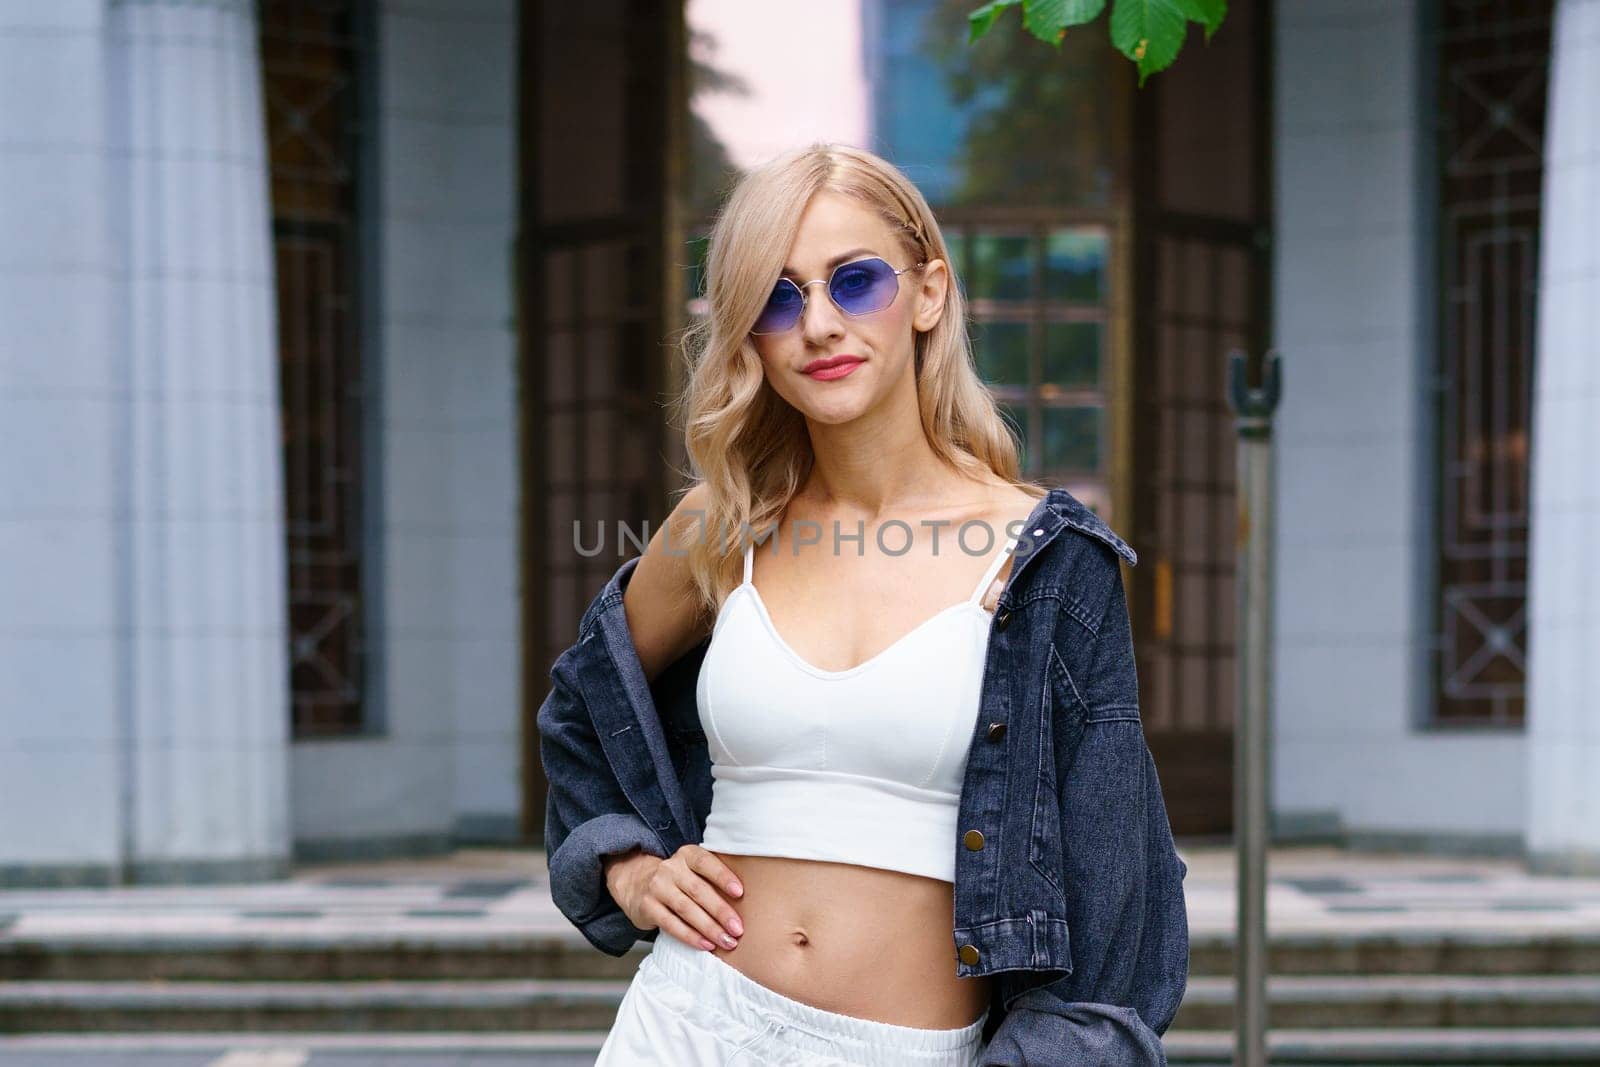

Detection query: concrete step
(5, 929), (1600, 982)
(0, 1032), (608, 1066)
(7, 1028), (1600, 1066)
(1172, 974), (1600, 1029)
(1164, 1027), (1600, 1064)
(0, 978), (631, 1033)
(1189, 930), (1600, 979)
(0, 933), (648, 982)
(5, 974), (1600, 1034)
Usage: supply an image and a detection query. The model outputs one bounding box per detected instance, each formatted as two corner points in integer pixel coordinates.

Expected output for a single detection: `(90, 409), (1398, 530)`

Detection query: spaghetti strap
(968, 534), (1020, 605)
(742, 540), (754, 586)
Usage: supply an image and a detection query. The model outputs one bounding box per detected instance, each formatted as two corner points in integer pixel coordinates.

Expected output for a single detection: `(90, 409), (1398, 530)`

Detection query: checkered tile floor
(3, 845), (1600, 942)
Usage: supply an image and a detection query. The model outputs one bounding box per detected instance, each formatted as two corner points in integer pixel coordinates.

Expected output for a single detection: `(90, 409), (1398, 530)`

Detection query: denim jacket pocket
(1032, 643), (1088, 894)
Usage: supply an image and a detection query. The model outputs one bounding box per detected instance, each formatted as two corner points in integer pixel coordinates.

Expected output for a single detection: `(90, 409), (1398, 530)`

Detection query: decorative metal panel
(1430, 0), (1552, 726)
(261, 0), (369, 736)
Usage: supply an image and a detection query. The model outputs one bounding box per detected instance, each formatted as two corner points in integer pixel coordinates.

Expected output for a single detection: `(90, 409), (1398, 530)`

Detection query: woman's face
(750, 190), (947, 425)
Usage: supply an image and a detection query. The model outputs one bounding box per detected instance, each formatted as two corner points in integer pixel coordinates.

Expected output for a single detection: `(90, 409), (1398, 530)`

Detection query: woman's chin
(798, 393), (873, 426)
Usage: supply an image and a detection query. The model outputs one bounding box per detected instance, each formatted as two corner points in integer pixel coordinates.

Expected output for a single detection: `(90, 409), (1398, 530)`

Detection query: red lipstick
(802, 355), (865, 381)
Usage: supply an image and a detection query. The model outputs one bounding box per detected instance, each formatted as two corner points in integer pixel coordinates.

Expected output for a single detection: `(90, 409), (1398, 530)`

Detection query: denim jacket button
(985, 721), (1006, 742)
(963, 829), (985, 851)
(994, 609), (1011, 631)
(959, 944), (981, 966)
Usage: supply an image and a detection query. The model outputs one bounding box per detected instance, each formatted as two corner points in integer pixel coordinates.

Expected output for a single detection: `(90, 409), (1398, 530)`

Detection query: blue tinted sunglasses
(751, 256), (925, 335)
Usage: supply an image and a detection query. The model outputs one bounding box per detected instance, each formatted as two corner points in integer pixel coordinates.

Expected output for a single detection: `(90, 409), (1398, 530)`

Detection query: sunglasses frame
(749, 255), (926, 335)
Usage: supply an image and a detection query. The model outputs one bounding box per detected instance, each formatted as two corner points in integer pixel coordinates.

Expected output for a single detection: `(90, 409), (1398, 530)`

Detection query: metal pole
(1227, 348), (1280, 1067)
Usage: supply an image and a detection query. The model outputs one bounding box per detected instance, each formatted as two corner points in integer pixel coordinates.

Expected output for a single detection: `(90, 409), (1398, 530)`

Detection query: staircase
(5, 928), (1600, 1063)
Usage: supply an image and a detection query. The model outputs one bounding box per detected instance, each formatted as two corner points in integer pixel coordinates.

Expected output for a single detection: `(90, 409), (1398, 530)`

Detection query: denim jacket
(537, 487), (1190, 1065)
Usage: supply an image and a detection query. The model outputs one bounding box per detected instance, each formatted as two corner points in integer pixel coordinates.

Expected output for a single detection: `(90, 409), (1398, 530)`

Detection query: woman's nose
(798, 283), (845, 341)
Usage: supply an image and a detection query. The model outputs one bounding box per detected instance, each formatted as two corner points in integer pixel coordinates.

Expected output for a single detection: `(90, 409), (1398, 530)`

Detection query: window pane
(971, 321), (1029, 386)
(1044, 229), (1106, 303)
(1042, 405), (1101, 472)
(944, 230), (968, 299)
(968, 234), (1033, 301)
(1043, 322), (1100, 388)
(998, 400), (1031, 472)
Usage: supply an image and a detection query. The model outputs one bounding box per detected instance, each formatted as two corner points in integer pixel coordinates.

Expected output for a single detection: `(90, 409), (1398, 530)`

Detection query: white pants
(595, 931), (989, 1066)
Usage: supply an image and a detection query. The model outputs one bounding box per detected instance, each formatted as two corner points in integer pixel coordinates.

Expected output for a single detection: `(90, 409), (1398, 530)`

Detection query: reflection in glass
(1044, 229), (1106, 303)
(684, 22), (751, 219)
(686, 233), (712, 300)
(971, 321), (1030, 385)
(913, 0), (1118, 209)
(1043, 323), (1100, 388)
(968, 234), (1033, 301)
(1042, 405), (1101, 472)
(998, 400), (1030, 470)
(943, 230), (969, 299)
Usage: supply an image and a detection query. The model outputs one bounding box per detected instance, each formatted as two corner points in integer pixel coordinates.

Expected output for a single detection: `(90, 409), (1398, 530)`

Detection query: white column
(110, 0), (290, 876)
(1, 0), (289, 881)
(0, 0), (124, 876)
(1526, 0), (1600, 876)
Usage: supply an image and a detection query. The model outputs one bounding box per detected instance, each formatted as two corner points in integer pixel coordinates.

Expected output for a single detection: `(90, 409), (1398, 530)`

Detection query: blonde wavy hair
(667, 142), (1045, 620)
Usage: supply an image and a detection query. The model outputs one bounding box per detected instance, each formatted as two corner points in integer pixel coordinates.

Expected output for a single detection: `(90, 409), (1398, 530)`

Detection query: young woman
(539, 143), (1189, 1066)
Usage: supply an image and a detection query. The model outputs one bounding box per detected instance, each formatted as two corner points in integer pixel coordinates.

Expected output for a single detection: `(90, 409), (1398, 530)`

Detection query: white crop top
(694, 535), (1017, 883)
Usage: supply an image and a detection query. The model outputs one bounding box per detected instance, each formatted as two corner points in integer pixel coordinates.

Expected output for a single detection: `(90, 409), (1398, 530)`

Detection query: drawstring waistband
(724, 1012), (859, 1065)
(723, 1015), (785, 1065)
(647, 933), (987, 1065)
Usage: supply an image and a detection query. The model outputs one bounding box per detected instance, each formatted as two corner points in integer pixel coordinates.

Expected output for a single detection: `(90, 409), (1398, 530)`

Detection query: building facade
(1, 0), (1595, 885)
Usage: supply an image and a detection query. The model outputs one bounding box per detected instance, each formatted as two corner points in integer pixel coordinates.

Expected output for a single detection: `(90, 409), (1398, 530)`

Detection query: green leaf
(1174, 0), (1226, 41)
(968, 0), (1023, 43)
(1109, 0), (1189, 86)
(1021, 0), (1106, 46)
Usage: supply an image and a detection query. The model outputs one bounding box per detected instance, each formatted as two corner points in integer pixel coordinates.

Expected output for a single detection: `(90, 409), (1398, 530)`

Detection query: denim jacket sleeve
(536, 622), (667, 958)
(983, 555), (1190, 1066)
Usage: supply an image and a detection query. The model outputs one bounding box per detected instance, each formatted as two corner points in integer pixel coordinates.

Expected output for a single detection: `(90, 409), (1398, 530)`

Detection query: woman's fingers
(646, 898), (717, 952)
(688, 847), (745, 899)
(646, 846), (743, 951)
(677, 868), (744, 940)
(663, 880), (739, 949)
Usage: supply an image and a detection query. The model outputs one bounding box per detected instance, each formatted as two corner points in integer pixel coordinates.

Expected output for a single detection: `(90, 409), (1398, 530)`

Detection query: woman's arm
(538, 482), (721, 955)
(625, 481), (716, 685)
(538, 640), (667, 956)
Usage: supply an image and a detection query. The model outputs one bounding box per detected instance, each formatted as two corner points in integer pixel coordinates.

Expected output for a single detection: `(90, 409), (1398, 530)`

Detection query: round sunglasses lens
(830, 258), (899, 316)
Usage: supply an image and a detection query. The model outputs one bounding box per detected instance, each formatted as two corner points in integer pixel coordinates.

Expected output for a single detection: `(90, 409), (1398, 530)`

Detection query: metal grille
(1129, 0), (1270, 838)
(523, 0), (674, 734)
(1135, 223), (1258, 739)
(1429, 0), (1552, 727)
(261, 0), (369, 736)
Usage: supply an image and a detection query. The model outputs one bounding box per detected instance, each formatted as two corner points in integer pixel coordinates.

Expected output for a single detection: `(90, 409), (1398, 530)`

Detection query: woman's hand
(603, 844), (746, 951)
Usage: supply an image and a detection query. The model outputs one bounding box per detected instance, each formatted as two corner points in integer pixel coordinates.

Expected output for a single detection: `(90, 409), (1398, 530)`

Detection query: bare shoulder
(980, 481), (1046, 536)
(625, 481), (716, 683)
(971, 481), (1046, 610)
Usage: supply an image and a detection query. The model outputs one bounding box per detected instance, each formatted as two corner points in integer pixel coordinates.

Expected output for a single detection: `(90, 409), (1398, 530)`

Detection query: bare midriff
(704, 851), (991, 1030)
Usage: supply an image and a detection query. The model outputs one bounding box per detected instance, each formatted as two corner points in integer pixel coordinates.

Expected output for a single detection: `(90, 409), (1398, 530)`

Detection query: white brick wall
(1271, 0), (1524, 845)
(288, 0), (522, 849)
(1, 0), (291, 875)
